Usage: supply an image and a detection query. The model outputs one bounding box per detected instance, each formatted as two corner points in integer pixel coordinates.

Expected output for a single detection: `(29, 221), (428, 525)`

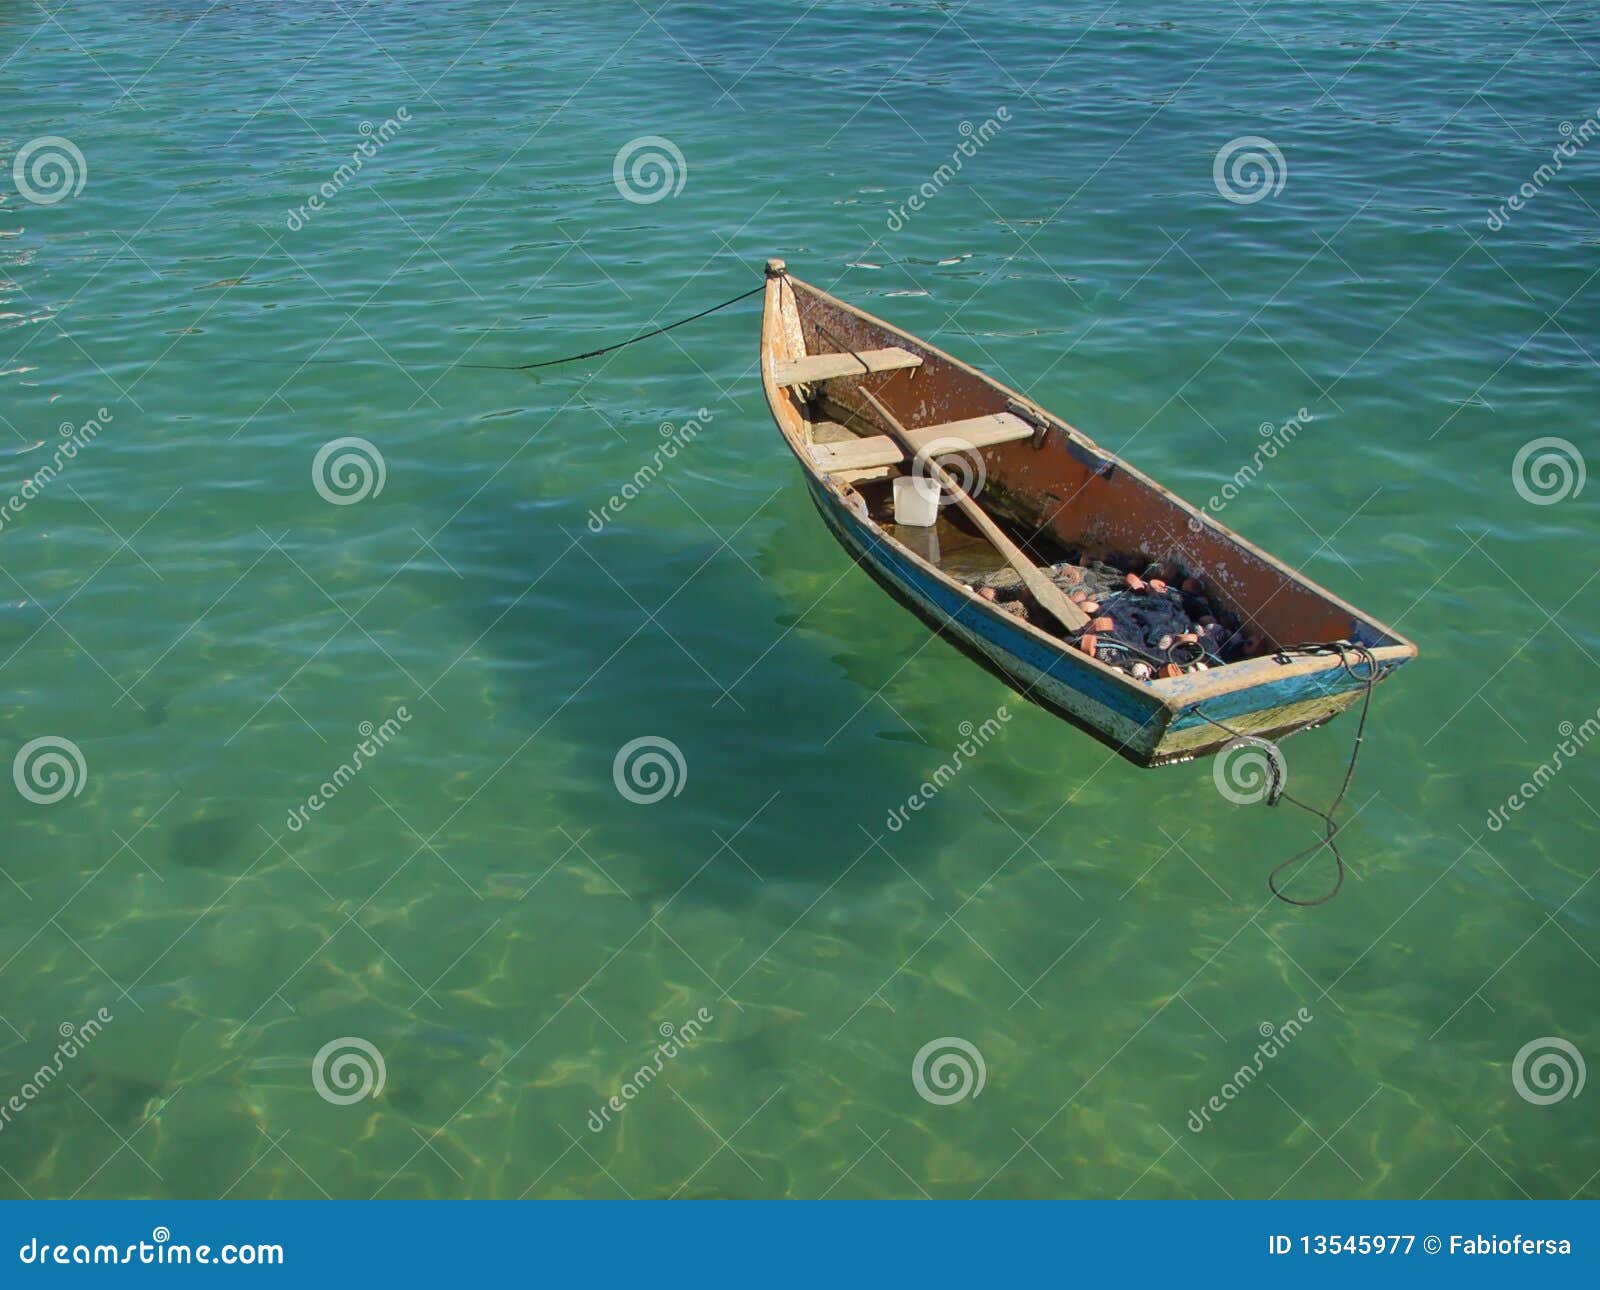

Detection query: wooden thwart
(773, 346), (922, 387)
(808, 411), (1033, 474)
(856, 390), (1090, 634)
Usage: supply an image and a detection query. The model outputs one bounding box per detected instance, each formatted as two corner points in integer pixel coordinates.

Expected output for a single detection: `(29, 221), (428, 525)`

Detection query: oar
(857, 388), (1090, 635)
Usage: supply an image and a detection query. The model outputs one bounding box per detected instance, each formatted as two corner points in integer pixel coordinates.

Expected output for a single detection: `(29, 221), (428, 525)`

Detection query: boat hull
(760, 262), (1416, 769)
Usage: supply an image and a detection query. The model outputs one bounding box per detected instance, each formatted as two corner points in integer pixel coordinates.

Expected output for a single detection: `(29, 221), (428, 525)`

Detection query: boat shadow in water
(426, 474), (1027, 911)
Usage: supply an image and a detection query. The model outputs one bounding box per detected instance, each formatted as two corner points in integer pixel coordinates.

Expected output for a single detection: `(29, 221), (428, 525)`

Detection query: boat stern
(1147, 644), (1415, 765)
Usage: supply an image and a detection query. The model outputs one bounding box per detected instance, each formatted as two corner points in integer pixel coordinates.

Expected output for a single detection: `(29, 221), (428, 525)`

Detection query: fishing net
(968, 557), (1257, 678)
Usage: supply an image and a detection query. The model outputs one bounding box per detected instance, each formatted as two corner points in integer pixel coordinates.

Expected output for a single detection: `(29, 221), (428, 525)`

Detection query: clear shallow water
(1, 1), (1596, 1199)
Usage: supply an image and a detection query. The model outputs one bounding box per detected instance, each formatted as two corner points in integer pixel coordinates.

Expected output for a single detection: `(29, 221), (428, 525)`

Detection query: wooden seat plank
(774, 346), (922, 387)
(809, 411), (1034, 475)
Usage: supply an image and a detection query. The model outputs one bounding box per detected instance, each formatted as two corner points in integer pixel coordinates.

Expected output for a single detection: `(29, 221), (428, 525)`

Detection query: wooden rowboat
(758, 259), (1417, 767)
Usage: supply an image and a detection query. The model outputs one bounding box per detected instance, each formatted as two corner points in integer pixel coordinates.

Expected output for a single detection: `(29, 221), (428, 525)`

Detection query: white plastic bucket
(892, 474), (941, 527)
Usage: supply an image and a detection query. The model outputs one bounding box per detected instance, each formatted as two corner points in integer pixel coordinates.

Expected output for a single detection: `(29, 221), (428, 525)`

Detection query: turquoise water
(2, 1), (1597, 1200)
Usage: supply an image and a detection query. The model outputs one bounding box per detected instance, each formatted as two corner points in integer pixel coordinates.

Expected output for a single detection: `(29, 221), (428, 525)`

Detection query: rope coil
(1194, 641), (1380, 907)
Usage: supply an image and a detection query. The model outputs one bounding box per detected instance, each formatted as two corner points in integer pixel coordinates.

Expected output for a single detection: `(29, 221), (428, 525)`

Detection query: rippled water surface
(2, 1), (1597, 1199)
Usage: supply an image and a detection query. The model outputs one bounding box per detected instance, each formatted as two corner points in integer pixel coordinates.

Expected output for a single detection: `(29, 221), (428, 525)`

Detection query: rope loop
(1195, 641), (1380, 907)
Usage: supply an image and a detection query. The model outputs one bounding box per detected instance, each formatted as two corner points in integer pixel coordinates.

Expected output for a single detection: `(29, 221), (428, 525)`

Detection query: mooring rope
(458, 283), (765, 372)
(226, 281), (765, 374)
(1192, 642), (1380, 907)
